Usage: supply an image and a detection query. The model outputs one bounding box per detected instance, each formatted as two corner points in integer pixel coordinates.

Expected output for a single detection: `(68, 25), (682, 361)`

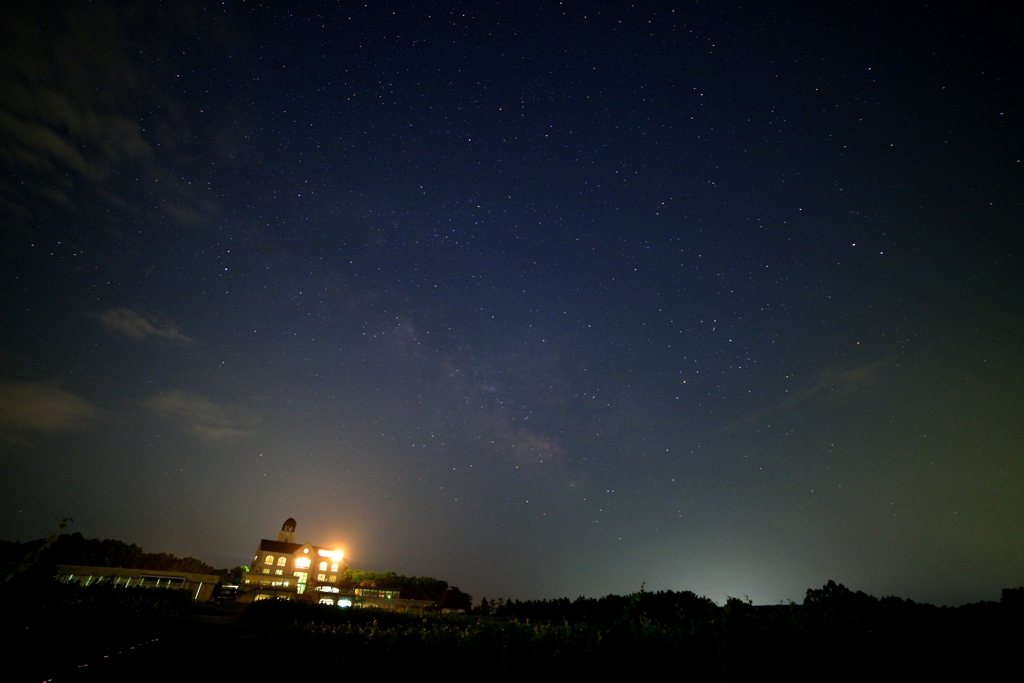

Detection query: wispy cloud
(0, 380), (99, 443)
(732, 361), (886, 430)
(98, 308), (193, 343)
(146, 391), (256, 443)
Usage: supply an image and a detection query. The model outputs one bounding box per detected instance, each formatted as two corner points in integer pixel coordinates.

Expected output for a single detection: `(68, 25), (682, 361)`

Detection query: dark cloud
(0, 380), (99, 442)
(1, 4), (149, 212)
(0, 2), (233, 230)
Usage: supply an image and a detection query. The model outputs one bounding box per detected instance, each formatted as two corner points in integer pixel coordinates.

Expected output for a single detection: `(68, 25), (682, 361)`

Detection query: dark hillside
(0, 533), (220, 575)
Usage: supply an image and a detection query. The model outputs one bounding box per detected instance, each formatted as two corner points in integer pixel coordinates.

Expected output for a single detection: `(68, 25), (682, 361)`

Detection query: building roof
(257, 540), (339, 555)
(434, 587), (472, 611)
(57, 565), (222, 582)
(257, 539), (304, 554)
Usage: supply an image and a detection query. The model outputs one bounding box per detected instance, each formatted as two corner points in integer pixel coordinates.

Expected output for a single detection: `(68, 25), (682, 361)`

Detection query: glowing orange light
(317, 549), (344, 561)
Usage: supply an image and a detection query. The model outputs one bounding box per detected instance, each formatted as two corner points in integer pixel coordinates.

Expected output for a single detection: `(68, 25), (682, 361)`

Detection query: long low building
(350, 595), (435, 612)
(57, 565), (222, 602)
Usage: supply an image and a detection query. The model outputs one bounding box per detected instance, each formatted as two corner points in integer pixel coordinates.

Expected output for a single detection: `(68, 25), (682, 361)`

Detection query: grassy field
(5, 577), (1023, 681)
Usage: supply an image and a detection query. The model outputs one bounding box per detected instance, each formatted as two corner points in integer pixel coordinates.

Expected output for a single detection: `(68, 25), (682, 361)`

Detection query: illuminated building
(236, 518), (348, 604)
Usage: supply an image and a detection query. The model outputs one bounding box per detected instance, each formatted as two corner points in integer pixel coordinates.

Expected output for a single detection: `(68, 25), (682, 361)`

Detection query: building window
(277, 556), (287, 566)
(262, 568), (270, 574)
(264, 555), (274, 565)
(317, 573), (326, 581)
(295, 557), (311, 569)
(319, 561), (328, 571)
(275, 569), (283, 576)
(328, 575), (337, 583)
(331, 563), (339, 572)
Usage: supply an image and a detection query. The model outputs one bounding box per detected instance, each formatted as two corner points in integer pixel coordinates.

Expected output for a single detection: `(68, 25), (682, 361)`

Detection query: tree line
(0, 532), (222, 576)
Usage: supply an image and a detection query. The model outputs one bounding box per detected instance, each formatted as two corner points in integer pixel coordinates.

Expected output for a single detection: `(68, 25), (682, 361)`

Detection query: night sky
(1, 2), (1021, 606)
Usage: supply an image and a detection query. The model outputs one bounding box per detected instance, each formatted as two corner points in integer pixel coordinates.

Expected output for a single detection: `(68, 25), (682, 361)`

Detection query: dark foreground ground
(7, 579), (1024, 681)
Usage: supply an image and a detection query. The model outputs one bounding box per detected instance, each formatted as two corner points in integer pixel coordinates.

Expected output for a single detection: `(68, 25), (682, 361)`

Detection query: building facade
(237, 518), (349, 604)
(57, 565), (221, 601)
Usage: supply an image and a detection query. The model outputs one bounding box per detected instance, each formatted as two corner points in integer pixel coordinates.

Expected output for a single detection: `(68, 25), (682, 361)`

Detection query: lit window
(275, 569), (283, 576)
(319, 561), (328, 571)
(331, 563), (339, 572)
(262, 568), (270, 574)
(295, 557), (311, 569)
(277, 557), (287, 566)
(328, 575), (337, 583)
(317, 573), (326, 581)
(264, 555), (274, 565)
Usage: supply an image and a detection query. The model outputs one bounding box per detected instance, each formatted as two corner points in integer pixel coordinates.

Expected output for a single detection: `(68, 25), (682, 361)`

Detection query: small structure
(434, 587), (472, 614)
(237, 518), (348, 604)
(57, 565), (221, 601)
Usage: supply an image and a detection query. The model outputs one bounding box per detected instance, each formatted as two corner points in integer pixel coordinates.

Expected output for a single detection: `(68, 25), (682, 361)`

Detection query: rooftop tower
(277, 518), (297, 543)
